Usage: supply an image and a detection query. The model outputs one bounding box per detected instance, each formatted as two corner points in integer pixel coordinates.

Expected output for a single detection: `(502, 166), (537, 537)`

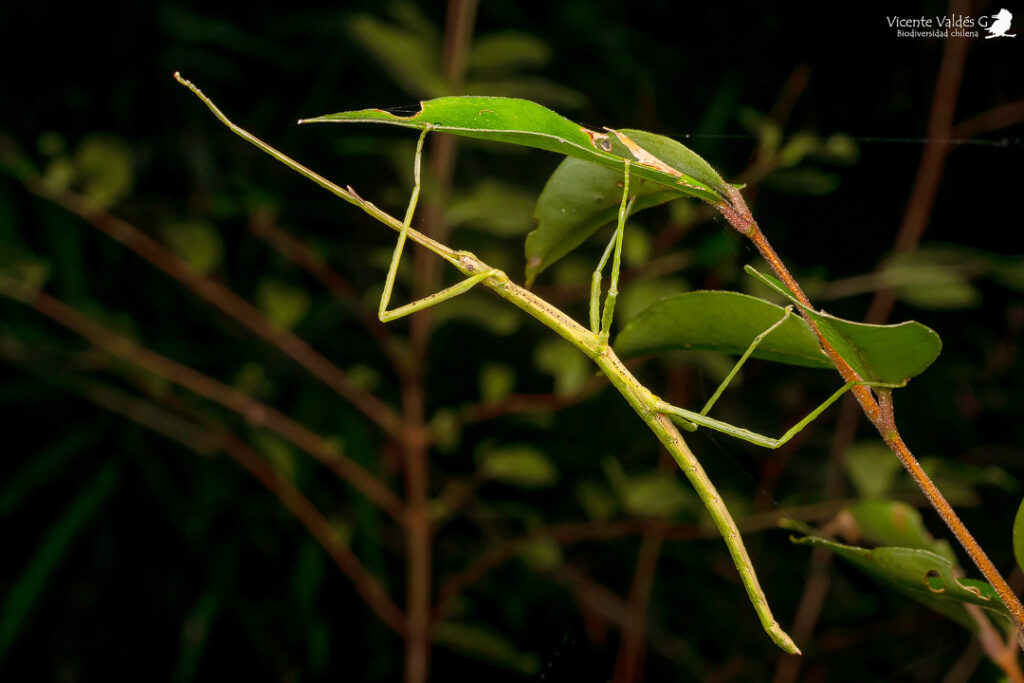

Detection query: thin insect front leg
(655, 379), (907, 449)
(589, 230), (618, 334)
(699, 306), (794, 416)
(378, 126), (496, 323)
(596, 160), (635, 352)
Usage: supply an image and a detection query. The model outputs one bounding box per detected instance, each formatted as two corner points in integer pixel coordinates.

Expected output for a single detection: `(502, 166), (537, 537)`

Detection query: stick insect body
(381, 126), (901, 449)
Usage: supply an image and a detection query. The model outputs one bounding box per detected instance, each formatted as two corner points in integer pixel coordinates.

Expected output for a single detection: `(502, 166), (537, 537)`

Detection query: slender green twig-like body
(175, 73), (805, 653)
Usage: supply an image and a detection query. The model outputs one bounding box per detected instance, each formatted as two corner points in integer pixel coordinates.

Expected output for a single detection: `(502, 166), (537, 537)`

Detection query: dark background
(1, 1), (1022, 681)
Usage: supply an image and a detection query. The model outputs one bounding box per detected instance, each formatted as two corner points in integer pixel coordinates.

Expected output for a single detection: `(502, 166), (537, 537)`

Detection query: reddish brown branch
(774, 13), (1024, 678)
(40, 375), (406, 635)
(613, 522), (665, 683)
(247, 209), (405, 370)
(222, 433), (406, 634)
(7, 158), (404, 439)
(865, 14), (970, 323)
(5, 287), (405, 522)
(432, 498), (881, 623)
(400, 3), (479, 680)
(951, 100), (1024, 143)
(455, 376), (608, 426)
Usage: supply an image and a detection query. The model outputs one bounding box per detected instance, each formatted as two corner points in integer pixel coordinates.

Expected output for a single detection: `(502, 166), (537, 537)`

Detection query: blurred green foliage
(1, 1), (1022, 681)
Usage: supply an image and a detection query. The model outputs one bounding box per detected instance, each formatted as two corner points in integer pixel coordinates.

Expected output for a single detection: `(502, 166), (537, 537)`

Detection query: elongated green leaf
(433, 621), (540, 674)
(1014, 497), (1024, 573)
(786, 524), (1010, 631)
(843, 442), (903, 499)
(745, 266), (942, 383)
(615, 290), (830, 368)
(525, 156), (680, 284)
(479, 444), (558, 488)
(845, 500), (957, 566)
(300, 97), (730, 203)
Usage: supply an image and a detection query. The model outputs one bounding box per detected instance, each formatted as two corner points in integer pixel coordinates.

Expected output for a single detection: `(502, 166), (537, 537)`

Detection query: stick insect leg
(589, 230), (618, 334)
(378, 126), (495, 323)
(699, 306), (794, 416)
(655, 379), (906, 449)
(597, 161), (636, 351)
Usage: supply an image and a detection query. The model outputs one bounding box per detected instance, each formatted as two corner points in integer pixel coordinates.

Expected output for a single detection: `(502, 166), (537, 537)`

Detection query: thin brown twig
(2, 285), (405, 522)
(247, 209), (406, 372)
(24, 371), (406, 635)
(0, 145), (405, 439)
(455, 375), (608, 426)
(431, 495), (925, 623)
(950, 101), (1024, 143)
(865, 8), (970, 323)
(400, 4), (479, 681)
(775, 14), (1024, 679)
(220, 433), (407, 634)
(612, 520), (665, 683)
(725, 193), (1024, 638)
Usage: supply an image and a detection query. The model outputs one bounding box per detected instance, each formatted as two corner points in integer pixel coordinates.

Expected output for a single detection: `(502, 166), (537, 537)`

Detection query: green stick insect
(377, 123), (905, 448)
(175, 73), (940, 654)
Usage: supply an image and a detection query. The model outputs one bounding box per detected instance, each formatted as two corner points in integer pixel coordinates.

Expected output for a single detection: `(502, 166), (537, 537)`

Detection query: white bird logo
(985, 8), (1017, 38)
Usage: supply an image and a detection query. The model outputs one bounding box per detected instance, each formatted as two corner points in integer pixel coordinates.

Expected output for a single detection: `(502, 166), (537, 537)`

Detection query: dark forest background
(1, 1), (1022, 681)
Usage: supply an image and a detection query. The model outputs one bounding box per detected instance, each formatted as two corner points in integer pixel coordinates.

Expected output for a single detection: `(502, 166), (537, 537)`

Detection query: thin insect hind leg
(589, 230), (618, 334)
(378, 127), (496, 323)
(596, 160), (635, 351)
(655, 378), (907, 449)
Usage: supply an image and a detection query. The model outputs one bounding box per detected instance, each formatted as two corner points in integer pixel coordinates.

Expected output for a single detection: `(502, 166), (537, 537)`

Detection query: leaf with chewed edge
(301, 96), (731, 204)
(785, 521), (1010, 631)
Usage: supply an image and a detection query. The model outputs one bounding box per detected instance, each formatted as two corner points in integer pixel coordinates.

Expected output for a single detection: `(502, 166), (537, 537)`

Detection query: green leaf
(745, 266), (942, 383)
(74, 133), (134, 209)
(255, 279), (310, 331)
(881, 250), (982, 310)
(786, 524), (1010, 631)
(463, 77), (587, 110)
(433, 621), (540, 674)
(845, 500), (957, 566)
(525, 156), (681, 283)
(468, 32), (551, 71)
(0, 248), (51, 299)
(431, 291), (522, 336)
(1014, 498), (1024, 574)
(519, 537), (563, 572)
(347, 13), (445, 98)
(161, 220), (224, 275)
(620, 473), (696, 518)
(478, 362), (516, 403)
(615, 290), (830, 368)
(301, 97), (730, 204)
(446, 180), (535, 236)
(479, 444), (558, 488)
(575, 481), (617, 521)
(843, 442), (903, 499)
(616, 277), (689, 325)
(251, 432), (296, 482)
(534, 338), (590, 396)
